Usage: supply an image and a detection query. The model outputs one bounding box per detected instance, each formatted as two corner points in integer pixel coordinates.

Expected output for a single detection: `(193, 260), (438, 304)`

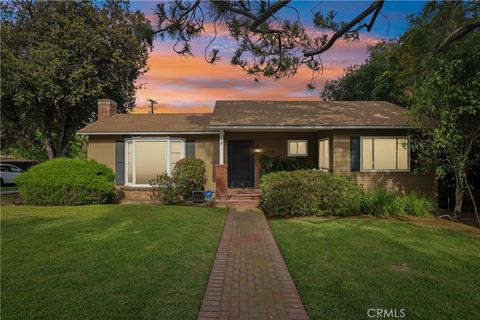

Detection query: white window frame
(287, 140), (308, 157)
(124, 137), (186, 187)
(318, 138), (330, 171)
(360, 136), (410, 172)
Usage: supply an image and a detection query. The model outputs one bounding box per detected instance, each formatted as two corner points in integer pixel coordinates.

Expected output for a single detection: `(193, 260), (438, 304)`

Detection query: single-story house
(78, 99), (436, 203)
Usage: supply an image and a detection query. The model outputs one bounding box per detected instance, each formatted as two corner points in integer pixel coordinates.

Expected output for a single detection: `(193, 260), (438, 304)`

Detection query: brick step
(220, 195), (261, 201)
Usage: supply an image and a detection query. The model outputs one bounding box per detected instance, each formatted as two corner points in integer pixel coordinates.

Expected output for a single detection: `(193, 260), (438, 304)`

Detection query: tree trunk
(44, 138), (56, 160)
(453, 175), (464, 219)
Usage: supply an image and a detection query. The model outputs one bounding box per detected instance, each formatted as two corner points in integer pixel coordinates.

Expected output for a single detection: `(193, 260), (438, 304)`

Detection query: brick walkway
(198, 208), (309, 320)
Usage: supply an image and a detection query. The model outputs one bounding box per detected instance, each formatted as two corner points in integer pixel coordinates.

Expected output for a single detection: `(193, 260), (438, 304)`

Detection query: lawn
(1, 205), (226, 320)
(269, 216), (480, 320)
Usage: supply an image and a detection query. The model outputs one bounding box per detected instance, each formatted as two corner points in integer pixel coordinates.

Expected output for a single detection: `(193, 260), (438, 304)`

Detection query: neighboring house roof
(77, 113), (216, 134)
(210, 101), (412, 128)
(78, 100), (414, 135)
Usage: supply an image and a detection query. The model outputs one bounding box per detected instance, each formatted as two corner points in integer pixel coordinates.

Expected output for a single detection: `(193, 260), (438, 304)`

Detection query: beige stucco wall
(87, 136), (117, 170)
(193, 135), (219, 191)
(87, 134), (219, 190)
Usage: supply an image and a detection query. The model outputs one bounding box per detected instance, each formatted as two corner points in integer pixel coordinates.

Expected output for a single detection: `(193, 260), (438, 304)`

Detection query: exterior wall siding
(87, 134), (219, 190)
(87, 136), (117, 170)
(87, 129), (436, 197)
(331, 129), (436, 196)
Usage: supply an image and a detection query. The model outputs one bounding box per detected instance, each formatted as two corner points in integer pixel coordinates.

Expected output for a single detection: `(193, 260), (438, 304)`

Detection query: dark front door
(228, 140), (254, 188)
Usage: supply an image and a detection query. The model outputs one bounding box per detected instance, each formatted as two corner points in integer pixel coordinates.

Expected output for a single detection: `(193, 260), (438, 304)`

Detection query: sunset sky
(130, 1), (426, 113)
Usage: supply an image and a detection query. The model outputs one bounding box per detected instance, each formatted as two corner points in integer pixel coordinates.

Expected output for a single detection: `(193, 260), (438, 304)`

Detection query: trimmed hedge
(260, 170), (364, 216)
(17, 158), (116, 205)
(173, 158), (207, 200)
(260, 155), (315, 175)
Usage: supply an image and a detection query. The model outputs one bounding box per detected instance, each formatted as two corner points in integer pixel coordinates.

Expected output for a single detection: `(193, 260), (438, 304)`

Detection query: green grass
(1, 205), (226, 320)
(269, 216), (480, 320)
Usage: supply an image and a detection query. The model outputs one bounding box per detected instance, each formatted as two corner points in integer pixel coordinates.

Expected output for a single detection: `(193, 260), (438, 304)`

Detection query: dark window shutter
(186, 140), (195, 158)
(115, 142), (125, 185)
(350, 137), (360, 172)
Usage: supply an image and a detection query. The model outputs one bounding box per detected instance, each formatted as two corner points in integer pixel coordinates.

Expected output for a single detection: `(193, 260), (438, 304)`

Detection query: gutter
(76, 131), (221, 135)
(208, 125), (418, 130)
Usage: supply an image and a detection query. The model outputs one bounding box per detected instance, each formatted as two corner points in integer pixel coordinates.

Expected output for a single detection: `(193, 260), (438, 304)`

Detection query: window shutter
(115, 141), (125, 185)
(350, 137), (360, 172)
(186, 140), (195, 157)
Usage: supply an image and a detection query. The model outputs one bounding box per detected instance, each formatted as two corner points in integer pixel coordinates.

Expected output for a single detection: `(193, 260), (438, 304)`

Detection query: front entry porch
(215, 130), (331, 206)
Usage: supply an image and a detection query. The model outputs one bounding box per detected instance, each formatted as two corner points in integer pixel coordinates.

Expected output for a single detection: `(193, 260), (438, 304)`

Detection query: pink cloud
(134, 32), (381, 113)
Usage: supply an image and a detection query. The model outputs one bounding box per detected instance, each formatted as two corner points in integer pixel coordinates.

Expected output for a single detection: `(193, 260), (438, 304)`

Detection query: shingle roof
(77, 113), (215, 134)
(210, 100), (411, 127)
(78, 100), (413, 134)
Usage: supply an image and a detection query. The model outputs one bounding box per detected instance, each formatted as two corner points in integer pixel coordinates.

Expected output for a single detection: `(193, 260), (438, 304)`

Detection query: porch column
(219, 130), (224, 165)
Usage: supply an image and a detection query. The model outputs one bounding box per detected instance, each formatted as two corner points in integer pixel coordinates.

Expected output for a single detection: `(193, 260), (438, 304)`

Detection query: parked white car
(0, 164), (24, 185)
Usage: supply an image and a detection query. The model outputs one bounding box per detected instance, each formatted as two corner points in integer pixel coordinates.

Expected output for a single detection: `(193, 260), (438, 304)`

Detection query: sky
(130, 1), (426, 113)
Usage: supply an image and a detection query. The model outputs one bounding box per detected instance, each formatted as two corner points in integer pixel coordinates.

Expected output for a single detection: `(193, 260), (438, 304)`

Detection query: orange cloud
(134, 34), (379, 113)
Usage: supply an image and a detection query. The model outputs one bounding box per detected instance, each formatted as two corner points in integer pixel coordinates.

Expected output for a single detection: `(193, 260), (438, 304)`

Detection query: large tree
(408, 31), (480, 219)
(1, 0), (151, 159)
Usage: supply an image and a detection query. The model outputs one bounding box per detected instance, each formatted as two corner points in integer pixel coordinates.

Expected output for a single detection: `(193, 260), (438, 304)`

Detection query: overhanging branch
(303, 0), (384, 57)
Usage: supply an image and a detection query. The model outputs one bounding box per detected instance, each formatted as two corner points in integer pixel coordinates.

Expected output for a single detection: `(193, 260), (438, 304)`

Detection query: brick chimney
(97, 99), (117, 119)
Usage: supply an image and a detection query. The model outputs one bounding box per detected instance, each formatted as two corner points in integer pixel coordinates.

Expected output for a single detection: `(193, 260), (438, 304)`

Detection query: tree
(408, 31), (480, 219)
(320, 1), (480, 218)
(150, 0), (385, 85)
(1, 0), (151, 159)
(149, 1), (478, 84)
(321, 40), (399, 102)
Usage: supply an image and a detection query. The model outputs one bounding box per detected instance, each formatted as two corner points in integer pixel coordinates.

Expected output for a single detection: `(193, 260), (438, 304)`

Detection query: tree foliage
(408, 31), (480, 217)
(1, 0), (151, 159)
(321, 1), (480, 217)
(150, 0), (386, 84)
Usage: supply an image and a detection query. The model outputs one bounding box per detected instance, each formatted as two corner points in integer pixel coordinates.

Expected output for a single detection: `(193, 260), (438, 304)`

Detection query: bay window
(125, 138), (185, 186)
(361, 137), (409, 171)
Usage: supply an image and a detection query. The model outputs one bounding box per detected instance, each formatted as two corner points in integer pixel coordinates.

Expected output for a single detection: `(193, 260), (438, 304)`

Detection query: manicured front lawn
(269, 216), (480, 320)
(1, 205), (226, 320)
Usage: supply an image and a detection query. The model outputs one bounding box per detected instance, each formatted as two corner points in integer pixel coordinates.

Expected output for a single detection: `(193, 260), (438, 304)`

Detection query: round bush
(260, 170), (364, 217)
(16, 158), (116, 205)
(173, 158), (207, 200)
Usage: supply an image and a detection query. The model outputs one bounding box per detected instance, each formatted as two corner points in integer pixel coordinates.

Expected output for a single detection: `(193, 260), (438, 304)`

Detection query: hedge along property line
(260, 170), (435, 217)
(16, 158), (116, 206)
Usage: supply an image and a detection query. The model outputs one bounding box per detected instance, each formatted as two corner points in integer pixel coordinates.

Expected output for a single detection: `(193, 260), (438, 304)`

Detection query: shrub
(260, 155), (315, 175)
(362, 189), (435, 217)
(16, 158), (116, 205)
(173, 158), (207, 200)
(260, 170), (364, 217)
(361, 189), (401, 217)
(149, 172), (179, 204)
(395, 192), (435, 217)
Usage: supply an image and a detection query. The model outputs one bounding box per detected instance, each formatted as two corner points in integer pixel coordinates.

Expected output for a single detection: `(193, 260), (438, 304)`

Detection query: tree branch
(435, 20), (480, 52)
(250, 0), (291, 31)
(303, 0), (384, 56)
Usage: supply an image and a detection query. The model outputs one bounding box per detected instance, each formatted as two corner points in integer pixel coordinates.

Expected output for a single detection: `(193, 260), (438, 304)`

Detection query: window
(318, 138), (330, 170)
(288, 140), (308, 156)
(361, 137), (409, 171)
(125, 138), (185, 186)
